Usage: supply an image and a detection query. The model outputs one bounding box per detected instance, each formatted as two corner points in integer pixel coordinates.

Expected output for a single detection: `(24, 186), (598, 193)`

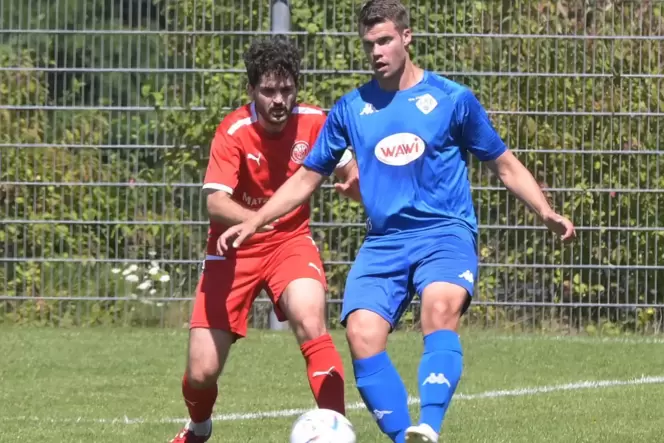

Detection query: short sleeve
(336, 149), (354, 168)
(202, 128), (241, 194)
(456, 89), (507, 162)
(303, 100), (351, 176)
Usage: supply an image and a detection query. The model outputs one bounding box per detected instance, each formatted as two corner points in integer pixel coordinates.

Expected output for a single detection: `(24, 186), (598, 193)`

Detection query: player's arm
(457, 89), (575, 242)
(205, 190), (255, 226)
(331, 149), (361, 202)
(484, 151), (554, 220)
(242, 165), (326, 230)
(215, 148), (355, 234)
(218, 100), (352, 251)
(202, 128), (269, 228)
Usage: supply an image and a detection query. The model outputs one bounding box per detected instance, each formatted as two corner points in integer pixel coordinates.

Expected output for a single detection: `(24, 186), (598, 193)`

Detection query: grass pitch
(1, 327), (663, 442)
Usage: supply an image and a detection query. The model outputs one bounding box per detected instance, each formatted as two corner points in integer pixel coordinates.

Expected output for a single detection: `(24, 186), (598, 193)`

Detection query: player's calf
(346, 310), (411, 443)
(417, 283), (467, 439)
(176, 328), (234, 441)
(279, 278), (347, 415)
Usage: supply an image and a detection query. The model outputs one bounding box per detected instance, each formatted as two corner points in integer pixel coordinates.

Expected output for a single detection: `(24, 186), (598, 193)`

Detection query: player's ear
(401, 28), (412, 47)
(246, 82), (254, 99)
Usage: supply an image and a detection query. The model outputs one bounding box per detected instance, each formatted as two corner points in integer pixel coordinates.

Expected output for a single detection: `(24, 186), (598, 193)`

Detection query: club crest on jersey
(290, 140), (310, 164)
(374, 132), (425, 166)
(409, 93), (438, 115)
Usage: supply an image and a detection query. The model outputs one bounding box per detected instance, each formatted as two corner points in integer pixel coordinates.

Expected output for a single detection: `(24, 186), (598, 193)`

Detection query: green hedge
(1, 0), (663, 333)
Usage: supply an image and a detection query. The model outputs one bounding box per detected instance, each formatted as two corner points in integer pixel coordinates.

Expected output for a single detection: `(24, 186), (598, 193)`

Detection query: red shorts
(189, 234), (327, 338)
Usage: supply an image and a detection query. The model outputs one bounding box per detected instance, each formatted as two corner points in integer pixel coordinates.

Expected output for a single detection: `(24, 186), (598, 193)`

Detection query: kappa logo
(374, 132), (425, 166)
(290, 140), (310, 164)
(422, 372), (451, 387)
(459, 270), (474, 283)
(360, 102), (377, 115)
(372, 409), (393, 421)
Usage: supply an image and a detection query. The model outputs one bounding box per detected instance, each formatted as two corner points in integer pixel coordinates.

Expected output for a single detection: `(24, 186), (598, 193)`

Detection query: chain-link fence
(1, 0), (663, 334)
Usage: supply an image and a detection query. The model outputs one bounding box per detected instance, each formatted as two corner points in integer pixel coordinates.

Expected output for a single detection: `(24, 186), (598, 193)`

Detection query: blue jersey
(303, 71), (507, 236)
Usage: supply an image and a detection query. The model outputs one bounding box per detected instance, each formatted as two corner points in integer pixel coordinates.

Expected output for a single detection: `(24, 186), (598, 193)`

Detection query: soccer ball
(289, 408), (356, 443)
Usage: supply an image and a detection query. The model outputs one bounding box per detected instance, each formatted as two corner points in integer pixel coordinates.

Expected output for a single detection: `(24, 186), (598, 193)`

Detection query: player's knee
(420, 283), (468, 334)
(291, 313), (327, 344)
(186, 359), (220, 388)
(186, 328), (233, 387)
(280, 279), (327, 344)
(345, 310), (390, 360)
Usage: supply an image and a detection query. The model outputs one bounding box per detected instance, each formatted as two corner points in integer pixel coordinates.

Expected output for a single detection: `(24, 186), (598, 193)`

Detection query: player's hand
(541, 211), (576, 243)
(334, 163), (361, 202)
(217, 224), (272, 256)
(257, 221), (277, 233)
(217, 220), (260, 254)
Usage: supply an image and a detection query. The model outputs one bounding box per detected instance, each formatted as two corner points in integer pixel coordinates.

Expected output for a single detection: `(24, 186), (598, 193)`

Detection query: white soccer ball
(289, 408), (356, 443)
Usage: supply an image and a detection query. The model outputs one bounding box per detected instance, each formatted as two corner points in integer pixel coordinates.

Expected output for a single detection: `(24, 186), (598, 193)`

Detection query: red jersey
(202, 102), (326, 252)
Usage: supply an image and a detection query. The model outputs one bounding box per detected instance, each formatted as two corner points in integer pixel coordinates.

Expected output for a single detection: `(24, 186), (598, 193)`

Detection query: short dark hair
(243, 36), (301, 87)
(358, 0), (410, 33)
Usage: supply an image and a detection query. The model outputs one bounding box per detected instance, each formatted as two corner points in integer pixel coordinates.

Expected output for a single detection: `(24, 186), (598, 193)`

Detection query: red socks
(182, 375), (218, 423)
(181, 334), (345, 423)
(300, 333), (346, 415)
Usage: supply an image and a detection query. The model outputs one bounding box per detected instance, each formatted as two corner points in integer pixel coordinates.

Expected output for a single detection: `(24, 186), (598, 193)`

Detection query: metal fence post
(271, 0), (291, 33)
(268, 0), (292, 331)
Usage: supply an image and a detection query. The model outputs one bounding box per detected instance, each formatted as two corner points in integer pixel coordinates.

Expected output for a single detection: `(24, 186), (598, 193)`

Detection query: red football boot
(169, 421), (211, 443)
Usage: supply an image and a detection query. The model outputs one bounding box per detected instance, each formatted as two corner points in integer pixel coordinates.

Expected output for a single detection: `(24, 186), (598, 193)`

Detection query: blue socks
(417, 329), (463, 434)
(353, 331), (463, 441)
(353, 351), (411, 443)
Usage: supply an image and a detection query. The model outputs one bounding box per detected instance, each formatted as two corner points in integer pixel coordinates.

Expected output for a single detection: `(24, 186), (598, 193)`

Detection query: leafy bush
(2, 0), (663, 333)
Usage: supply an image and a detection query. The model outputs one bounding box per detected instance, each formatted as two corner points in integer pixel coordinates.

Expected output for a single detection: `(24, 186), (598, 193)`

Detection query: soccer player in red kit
(169, 36), (360, 443)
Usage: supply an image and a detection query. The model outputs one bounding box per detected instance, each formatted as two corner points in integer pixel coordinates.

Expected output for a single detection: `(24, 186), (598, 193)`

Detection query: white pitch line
(487, 334), (664, 345)
(2, 375), (663, 426)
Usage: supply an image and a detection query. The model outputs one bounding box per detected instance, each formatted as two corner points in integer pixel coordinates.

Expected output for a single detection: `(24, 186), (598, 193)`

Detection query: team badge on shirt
(290, 140), (310, 164)
(409, 93), (438, 115)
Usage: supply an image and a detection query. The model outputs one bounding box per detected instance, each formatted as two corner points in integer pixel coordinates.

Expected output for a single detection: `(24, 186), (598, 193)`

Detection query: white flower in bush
(114, 261), (172, 298)
(137, 280), (152, 291)
(122, 264), (138, 276)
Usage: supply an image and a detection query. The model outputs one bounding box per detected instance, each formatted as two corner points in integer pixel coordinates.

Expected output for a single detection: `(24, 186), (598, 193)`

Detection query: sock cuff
(300, 333), (334, 356)
(423, 329), (462, 354)
(182, 374), (219, 395)
(352, 350), (391, 377)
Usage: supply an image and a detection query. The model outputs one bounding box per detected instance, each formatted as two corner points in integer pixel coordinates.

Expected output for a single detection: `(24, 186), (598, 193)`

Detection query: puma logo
(308, 262), (322, 276)
(247, 153), (261, 165)
(312, 366), (336, 377)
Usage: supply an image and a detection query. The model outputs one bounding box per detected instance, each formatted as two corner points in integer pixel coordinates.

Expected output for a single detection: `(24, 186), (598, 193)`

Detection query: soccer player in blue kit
(219, 1), (577, 442)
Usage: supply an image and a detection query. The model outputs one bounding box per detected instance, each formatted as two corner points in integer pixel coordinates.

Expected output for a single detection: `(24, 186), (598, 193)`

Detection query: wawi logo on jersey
(374, 132), (425, 166)
(290, 140), (310, 164)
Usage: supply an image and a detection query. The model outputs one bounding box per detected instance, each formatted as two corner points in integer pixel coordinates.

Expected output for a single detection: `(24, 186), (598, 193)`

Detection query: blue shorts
(340, 226), (478, 329)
